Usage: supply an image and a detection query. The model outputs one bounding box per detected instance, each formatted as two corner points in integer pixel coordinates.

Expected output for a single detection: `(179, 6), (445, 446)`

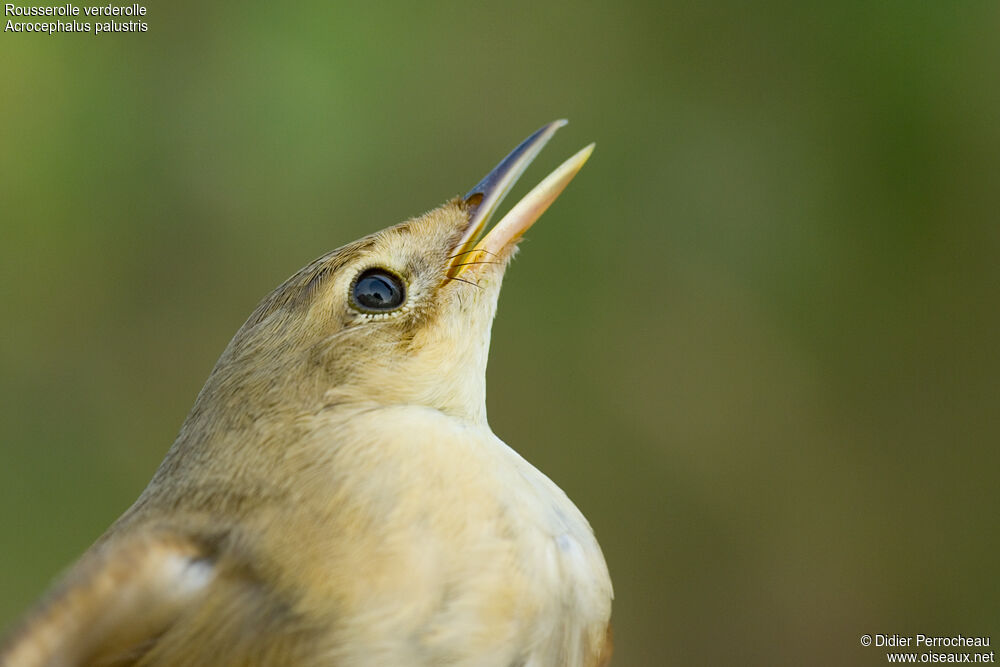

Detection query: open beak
(448, 120), (594, 279)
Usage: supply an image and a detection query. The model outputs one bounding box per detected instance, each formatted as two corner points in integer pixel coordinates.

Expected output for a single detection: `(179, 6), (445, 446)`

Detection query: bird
(0, 120), (613, 667)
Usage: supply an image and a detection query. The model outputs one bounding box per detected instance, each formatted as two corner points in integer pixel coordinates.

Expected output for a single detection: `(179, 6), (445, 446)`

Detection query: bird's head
(185, 122), (592, 442)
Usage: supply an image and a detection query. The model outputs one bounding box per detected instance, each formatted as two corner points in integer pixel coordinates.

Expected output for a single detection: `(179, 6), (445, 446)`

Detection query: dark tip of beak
(464, 121), (566, 203)
(453, 120), (567, 255)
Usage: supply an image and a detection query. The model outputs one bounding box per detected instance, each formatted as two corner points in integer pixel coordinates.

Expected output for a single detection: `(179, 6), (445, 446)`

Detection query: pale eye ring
(350, 268), (406, 313)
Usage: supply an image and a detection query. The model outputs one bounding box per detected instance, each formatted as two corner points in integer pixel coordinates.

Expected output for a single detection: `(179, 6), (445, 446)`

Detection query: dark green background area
(2, 2), (998, 665)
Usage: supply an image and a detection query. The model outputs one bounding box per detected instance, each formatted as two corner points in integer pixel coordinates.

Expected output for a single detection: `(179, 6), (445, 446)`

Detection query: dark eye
(351, 268), (406, 313)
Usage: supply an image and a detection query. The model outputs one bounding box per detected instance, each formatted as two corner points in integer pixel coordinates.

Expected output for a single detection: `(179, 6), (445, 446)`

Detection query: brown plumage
(1, 122), (612, 667)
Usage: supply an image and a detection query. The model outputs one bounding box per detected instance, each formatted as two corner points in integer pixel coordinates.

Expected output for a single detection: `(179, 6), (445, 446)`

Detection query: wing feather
(0, 531), (216, 667)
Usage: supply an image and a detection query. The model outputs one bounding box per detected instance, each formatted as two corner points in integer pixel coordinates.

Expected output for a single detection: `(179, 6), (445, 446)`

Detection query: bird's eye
(351, 268), (406, 313)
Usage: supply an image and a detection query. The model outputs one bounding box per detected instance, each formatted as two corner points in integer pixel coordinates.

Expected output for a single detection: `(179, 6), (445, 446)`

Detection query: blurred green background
(2, 2), (999, 665)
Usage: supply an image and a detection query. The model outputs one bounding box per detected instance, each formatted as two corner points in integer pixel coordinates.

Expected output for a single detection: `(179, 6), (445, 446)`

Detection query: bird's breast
(253, 403), (612, 666)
